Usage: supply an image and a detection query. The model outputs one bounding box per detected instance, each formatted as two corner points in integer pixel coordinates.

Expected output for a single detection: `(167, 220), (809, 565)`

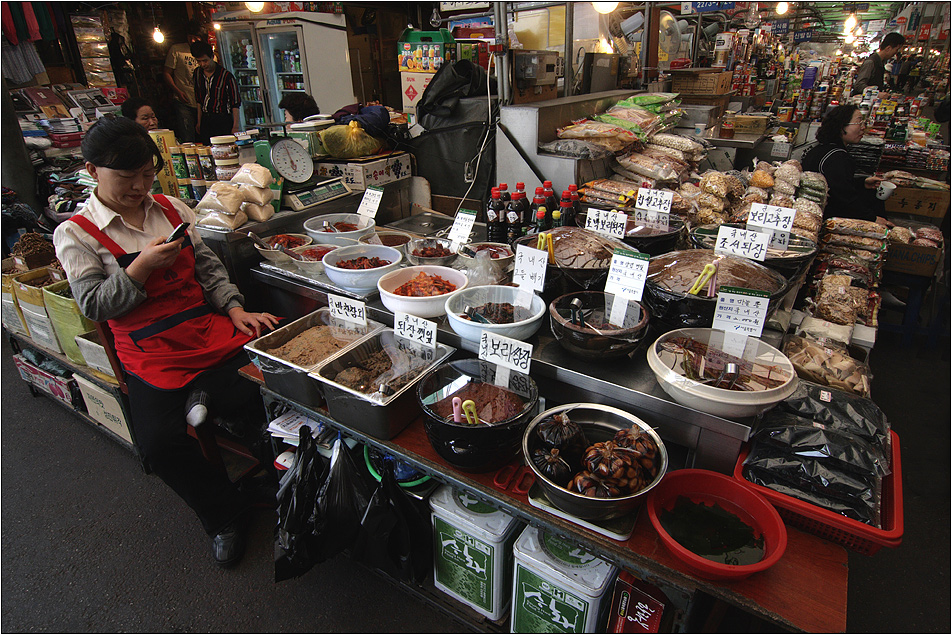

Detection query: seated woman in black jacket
(802, 105), (885, 222)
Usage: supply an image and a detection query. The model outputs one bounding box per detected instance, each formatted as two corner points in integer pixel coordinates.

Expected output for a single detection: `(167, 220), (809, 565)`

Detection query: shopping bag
(274, 430), (328, 582)
(312, 436), (373, 562)
(352, 460), (432, 583)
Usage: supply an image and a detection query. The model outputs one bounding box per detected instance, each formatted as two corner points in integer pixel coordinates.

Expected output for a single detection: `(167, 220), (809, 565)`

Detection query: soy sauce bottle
(498, 182), (511, 204)
(531, 186), (547, 227)
(542, 180), (558, 217)
(559, 190), (576, 227)
(568, 183), (583, 225)
(534, 206), (549, 233)
(505, 190), (529, 245)
(486, 187), (507, 243)
(551, 208), (563, 227)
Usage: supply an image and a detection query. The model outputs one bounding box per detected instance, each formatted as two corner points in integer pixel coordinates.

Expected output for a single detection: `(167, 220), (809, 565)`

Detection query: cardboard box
(74, 374), (132, 443)
(397, 28), (455, 73)
(732, 114), (771, 135)
(19, 304), (63, 354)
(400, 72), (432, 113)
(12, 354), (82, 409)
(883, 187), (949, 220)
(75, 330), (117, 378)
(883, 242), (941, 277)
(314, 152), (413, 191)
(671, 70), (733, 95)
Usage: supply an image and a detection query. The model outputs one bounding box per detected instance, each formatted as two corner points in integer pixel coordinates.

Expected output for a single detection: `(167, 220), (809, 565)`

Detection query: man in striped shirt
(190, 42), (241, 144)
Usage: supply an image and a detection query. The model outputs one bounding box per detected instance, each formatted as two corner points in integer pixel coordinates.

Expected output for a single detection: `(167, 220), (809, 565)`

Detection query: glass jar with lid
(719, 112), (736, 139)
(210, 135), (239, 161)
(215, 158), (240, 181)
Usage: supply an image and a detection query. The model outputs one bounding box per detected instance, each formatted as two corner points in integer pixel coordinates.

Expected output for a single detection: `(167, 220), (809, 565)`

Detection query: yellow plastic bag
(43, 281), (95, 365)
(320, 121), (383, 159)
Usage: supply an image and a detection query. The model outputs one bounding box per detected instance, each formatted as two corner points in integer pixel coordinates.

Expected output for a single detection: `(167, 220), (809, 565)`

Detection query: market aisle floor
(1, 328), (949, 633)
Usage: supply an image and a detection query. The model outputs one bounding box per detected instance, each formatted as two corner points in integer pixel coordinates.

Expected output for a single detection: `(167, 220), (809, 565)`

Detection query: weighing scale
(258, 134), (352, 213)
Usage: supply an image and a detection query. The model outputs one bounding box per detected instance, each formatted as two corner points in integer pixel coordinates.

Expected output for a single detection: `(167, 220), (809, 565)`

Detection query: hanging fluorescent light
(245, 2), (265, 12)
(776, 2), (789, 16)
(153, 26), (165, 43)
(592, 2), (618, 14)
(844, 13), (857, 33)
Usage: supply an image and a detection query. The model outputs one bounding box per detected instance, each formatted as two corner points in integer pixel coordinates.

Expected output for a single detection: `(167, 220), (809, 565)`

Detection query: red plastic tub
(646, 469), (787, 581)
(733, 430), (903, 555)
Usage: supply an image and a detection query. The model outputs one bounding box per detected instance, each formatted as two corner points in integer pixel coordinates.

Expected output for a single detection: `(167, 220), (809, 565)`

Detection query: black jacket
(801, 141), (882, 222)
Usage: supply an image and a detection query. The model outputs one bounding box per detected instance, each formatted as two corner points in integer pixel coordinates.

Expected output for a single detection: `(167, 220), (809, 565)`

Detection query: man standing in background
(851, 32), (906, 97)
(163, 21), (203, 143)
(191, 41), (241, 144)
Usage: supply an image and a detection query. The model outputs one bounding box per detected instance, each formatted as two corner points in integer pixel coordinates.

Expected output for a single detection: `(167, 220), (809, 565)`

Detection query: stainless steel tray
(245, 308), (385, 407)
(310, 329), (454, 440)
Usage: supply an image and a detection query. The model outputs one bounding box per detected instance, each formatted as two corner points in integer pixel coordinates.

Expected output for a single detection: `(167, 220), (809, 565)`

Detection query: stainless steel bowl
(522, 403), (668, 521)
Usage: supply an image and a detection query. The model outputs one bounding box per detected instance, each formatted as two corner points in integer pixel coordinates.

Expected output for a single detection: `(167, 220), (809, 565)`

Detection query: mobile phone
(164, 222), (190, 244)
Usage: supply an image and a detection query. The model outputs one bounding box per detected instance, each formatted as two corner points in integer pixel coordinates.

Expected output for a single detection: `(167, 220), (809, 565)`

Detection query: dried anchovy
(11, 232), (55, 257)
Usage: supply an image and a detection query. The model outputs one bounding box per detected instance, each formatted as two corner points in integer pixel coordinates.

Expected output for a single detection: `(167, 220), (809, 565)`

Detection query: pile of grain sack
(194, 164), (276, 230)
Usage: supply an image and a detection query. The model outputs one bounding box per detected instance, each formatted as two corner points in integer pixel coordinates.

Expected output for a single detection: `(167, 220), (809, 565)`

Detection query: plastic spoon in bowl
(276, 244), (303, 260)
(452, 397), (463, 423)
(247, 232), (274, 250)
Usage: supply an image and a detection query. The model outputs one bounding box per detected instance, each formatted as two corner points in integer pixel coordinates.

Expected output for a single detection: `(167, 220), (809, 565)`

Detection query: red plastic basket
(733, 430), (903, 555)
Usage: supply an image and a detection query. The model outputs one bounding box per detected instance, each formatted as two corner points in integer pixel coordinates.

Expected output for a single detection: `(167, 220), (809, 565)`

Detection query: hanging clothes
(8, 1), (28, 44)
(32, 1), (54, 41)
(2, 38), (46, 84)
(21, 2), (40, 42)
(2, 3), (18, 45)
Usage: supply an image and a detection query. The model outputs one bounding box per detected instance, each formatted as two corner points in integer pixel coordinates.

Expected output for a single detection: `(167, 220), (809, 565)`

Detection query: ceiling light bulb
(245, 2), (265, 12)
(213, 22), (221, 30)
(844, 14), (857, 33)
(845, 34), (855, 44)
(836, 49), (842, 55)
(776, 2), (789, 15)
(855, 27), (863, 37)
(592, 2), (618, 14)
(153, 27), (165, 43)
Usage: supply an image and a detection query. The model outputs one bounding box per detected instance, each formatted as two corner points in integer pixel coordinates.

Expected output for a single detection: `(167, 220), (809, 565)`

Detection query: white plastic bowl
(444, 285), (546, 353)
(304, 213), (375, 246)
(289, 243), (341, 276)
(254, 234), (312, 265)
(646, 328), (798, 419)
(322, 244), (402, 293)
(377, 265), (469, 319)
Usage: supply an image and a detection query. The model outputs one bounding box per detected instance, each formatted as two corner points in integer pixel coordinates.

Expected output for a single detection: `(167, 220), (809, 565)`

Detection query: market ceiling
(654, 1), (906, 30)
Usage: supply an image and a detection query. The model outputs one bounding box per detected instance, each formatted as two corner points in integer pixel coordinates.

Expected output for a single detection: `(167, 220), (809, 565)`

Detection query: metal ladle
(247, 231), (273, 250)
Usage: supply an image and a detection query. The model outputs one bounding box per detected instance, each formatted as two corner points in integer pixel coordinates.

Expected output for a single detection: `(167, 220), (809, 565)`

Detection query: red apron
(69, 195), (251, 390)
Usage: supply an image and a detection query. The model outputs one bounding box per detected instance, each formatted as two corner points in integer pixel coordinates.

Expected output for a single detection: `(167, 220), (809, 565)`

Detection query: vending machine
(216, 12), (356, 125)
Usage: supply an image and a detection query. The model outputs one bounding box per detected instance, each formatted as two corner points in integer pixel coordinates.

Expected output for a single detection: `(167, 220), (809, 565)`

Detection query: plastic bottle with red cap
(559, 190), (575, 228)
(486, 187), (507, 243)
(568, 183), (582, 227)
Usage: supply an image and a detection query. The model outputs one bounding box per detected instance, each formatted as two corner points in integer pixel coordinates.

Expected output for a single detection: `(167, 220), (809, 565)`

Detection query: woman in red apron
(53, 117), (278, 567)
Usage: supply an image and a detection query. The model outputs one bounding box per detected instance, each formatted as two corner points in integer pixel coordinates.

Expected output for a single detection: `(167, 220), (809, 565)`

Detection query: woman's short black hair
(278, 93), (320, 121)
(120, 97), (150, 120)
(82, 116), (164, 172)
(816, 104), (859, 144)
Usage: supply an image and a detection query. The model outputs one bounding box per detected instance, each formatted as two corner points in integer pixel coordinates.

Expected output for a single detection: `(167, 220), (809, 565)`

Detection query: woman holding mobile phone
(53, 117), (278, 567)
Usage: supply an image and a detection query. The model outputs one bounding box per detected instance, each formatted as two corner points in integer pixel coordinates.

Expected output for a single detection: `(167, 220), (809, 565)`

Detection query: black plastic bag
(773, 379), (891, 459)
(743, 440), (882, 527)
(275, 430), (329, 582)
(352, 460), (432, 583)
(416, 59), (494, 120)
(752, 413), (890, 478)
(312, 437), (373, 562)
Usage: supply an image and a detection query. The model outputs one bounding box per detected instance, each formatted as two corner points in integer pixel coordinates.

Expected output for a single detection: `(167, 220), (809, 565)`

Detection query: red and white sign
(918, 24), (932, 41)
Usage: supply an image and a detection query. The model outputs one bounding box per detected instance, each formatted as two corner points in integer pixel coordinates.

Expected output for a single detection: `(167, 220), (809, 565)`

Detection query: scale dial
(269, 137), (313, 183)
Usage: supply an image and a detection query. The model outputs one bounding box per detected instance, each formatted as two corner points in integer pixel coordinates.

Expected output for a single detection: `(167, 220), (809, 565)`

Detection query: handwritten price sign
(635, 188), (674, 214)
(448, 208), (477, 246)
(356, 185), (384, 218)
(604, 248), (650, 301)
(513, 244), (548, 293)
(478, 331), (533, 373)
(714, 225), (771, 262)
(393, 311), (436, 348)
(712, 286), (770, 337)
(327, 293), (367, 325)
(585, 208), (627, 238)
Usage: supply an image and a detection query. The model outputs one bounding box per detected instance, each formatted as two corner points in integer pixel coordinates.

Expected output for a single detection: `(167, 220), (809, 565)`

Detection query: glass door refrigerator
(255, 25), (307, 125)
(217, 23), (267, 128)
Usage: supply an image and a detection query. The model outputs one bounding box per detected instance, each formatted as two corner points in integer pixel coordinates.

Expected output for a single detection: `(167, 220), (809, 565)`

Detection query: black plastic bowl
(643, 250), (788, 328)
(689, 224), (818, 283)
(578, 210), (686, 256)
(549, 291), (651, 360)
(417, 359), (539, 473)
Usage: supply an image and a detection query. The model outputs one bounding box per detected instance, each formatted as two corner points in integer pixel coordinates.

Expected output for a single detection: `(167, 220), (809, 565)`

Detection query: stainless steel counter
(250, 265), (755, 473)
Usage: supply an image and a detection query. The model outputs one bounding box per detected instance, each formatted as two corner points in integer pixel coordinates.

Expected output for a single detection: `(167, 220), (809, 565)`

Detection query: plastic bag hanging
(311, 436), (373, 562)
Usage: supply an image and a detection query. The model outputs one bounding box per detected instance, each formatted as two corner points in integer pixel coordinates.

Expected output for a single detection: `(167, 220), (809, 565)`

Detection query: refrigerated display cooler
(215, 12), (356, 126)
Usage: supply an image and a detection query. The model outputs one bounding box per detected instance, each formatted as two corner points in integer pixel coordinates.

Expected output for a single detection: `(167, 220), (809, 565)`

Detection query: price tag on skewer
(711, 286), (770, 338)
(448, 208), (477, 250)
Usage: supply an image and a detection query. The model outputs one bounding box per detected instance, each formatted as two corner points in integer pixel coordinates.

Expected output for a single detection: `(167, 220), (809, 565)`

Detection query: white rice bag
(229, 163), (274, 188)
(195, 181), (244, 215)
(241, 201), (275, 222)
(196, 209), (248, 230)
(237, 183), (273, 206)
